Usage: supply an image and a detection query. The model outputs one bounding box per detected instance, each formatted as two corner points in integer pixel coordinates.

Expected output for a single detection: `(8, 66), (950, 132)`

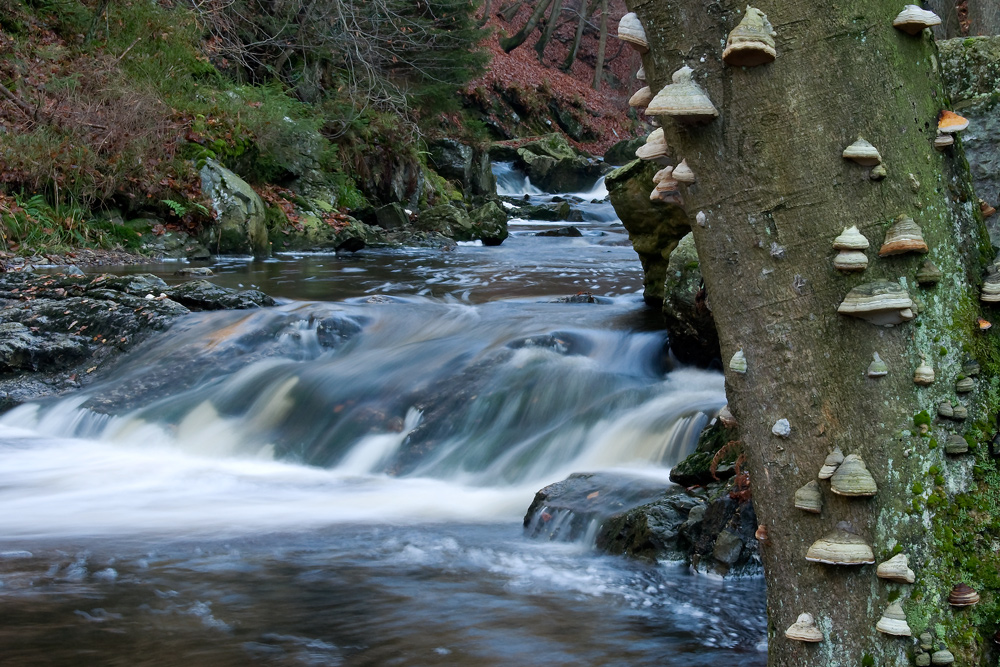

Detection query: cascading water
(0, 170), (766, 666)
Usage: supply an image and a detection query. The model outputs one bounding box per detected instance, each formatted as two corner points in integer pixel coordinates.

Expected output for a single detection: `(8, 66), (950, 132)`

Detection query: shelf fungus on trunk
(877, 553), (915, 583)
(948, 583), (980, 607)
(915, 260), (942, 286)
(722, 6), (776, 68)
(784, 613), (823, 642)
(982, 200), (997, 218)
(867, 352), (888, 378)
(944, 434), (969, 455)
(955, 376), (974, 393)
(805, 523), (875, 565)
(832, 225), (870, 272)
(892, 5), (942, 35)
(937, 401), (954, 419)
(950, 403), (968, 420)
(794, 480), (822, 513)
(617, 13), (649, 53)
(718, 404), (738, 428)
(672, 159), (695, 184)
(629, 86), (653, 109)
(879, 215), (928, 256)
(829, 454), (877, 497)
(636, 65), (646, 82)
(818, 447), (845, 479)
(913, 357), (935, 386)
(837, 280), (915, 326)
(938, 110), (969, 134)
(981, 273), (1000, 303)
(934, 133), (954, 151)
(650, 169), (682, 205)
(635, 129), (669, 162)
(842, 137), (882, 166)
(729, 349), (747, 374)
(646, 66), (719, 124)
(876, 602), (912, 636)
(930, 649), (955, 665)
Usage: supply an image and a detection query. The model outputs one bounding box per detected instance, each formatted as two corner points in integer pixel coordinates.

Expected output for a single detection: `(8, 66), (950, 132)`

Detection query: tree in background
(629, 0), (1000, 664)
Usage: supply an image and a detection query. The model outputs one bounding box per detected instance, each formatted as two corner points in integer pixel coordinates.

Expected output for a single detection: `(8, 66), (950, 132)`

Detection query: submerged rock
(470, 201), (509, 246)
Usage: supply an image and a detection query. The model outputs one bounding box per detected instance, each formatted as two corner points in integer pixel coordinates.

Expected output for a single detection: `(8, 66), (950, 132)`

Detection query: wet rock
(427, 138), (497, 199)
(712, 530), (744, 565)
(164, 280), (276, 311)
(0, 271), (279, 408)
(508, 331), (592, 356)
(662, 233), (720, 366)
(606, 160), (691, 306)
(536, 226), (583, 237)
(415, 204), (474, 239)
(199, 159), (270, 256)
(129, 223), (211, 261)
(509, 134), (607, 193)
(176, 267), (214, 277)
(508, 201), (573, 221)
(374, 203), (410, 230)
(272, 214), (384, 253)
(669, 418), (739, 487)
(470, 201), (508, 246)
(550, 293), (599, 304)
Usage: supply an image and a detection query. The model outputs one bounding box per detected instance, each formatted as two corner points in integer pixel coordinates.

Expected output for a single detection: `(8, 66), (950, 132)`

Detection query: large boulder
(271, 214), (384, 253)
(603, 137), (645, 166)
(662, 233), (720, 365)
(606, 159), (691, 305)
(939, 37), (1000, 245)
(415, 204), (476, 240)
(199, 159), (270, 256)
(510, 134), (606, 193)
(470, 201), (508, 245)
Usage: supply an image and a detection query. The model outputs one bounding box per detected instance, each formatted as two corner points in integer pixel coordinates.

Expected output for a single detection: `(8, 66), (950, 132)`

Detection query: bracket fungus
(837, 281), (915, 326)
(833, 251), (868, 272)
(646, 66), (719, 124)
(829, 454), (877, 497)
(930, 649), (955, 665)
(913, 357), (935, 386)
(870, 164), (888, 181)
(915, 260), (942, 286)
(879, 215), (928, 256)
(650, 170), (682, 205)
(784, 613), (823, 643)
(805, 523), (875, 565)
(722, 6), (776, 67)
(729, 349), (747, 374)
(818, 447), (845, 479)
(877, 553), (915, 583)
(938, 401), (954, 419)
(876, 602), (912, 636)
(794, 480), (822, 513)
(629, 86), (654, 109)
(944, 434), (969, 455)
(636, 65), (646, 82)
(832, 225), (869, 250)
(981, 272), (1000, 303)
(635, 129), (669, 162)
(718, 405), (738, 428)
(948, 583), (980, 607)
(842, 138), (882, 166)
(938, 110), (969, 134)
(955, 376), (974, 393)
(982, 200), (997, 218)
(951, 404), (968, 420)
(867, 352), (888, 378)
(617, 13), (649, 53)
(934, 133), (955, 151)
(672, 159), (695, 184)
(892, 5), (942, 34)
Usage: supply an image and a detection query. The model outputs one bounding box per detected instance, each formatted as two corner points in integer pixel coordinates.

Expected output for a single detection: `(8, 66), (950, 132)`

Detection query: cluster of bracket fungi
(617, 3), (992, 659)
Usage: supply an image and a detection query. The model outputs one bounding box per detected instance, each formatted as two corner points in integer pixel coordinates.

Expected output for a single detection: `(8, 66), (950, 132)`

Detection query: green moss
(929, 465), (941, 475)
(914, 411), (932, 428)
(861, 654), (875, 667)
(929, 438), (939, 450)
(912, 482), (925, 494)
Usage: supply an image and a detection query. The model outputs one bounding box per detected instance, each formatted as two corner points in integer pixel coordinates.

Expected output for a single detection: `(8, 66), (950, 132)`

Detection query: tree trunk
(626, 0), (999, 665)
(500, 0), (526, 23)
(561, 0), (594, 72)
(968, 0), (1000, 36)
(591, 0), (608, 90)
(499, 0), (554, 52)
(479, 0), (494, 27)
(924, 0), (962, 39)
(534, 0), (564, 62)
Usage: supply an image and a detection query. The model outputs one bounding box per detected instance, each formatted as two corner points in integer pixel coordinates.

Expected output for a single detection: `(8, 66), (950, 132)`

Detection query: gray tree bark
(534, 0), (564, 61)
(626, 0), (999, 665)
(591, 0), (608, 89)
(500, 0), (555, 52)
(968, 0), (1000, 36)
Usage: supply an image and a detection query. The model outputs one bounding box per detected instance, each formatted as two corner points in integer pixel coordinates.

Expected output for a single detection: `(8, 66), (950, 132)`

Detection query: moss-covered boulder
(470, 201), (508, 246)
(663, 233), (720, 365)
(606, 159), (691, 305)
(510, 134), (606, 193)
(415, 204), (476, 239)
(198, 159), (270, 256)
(603, 137), (645, 166)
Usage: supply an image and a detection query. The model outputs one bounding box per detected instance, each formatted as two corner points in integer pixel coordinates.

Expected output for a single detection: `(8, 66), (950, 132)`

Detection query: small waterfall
(492, 161), (543, 196)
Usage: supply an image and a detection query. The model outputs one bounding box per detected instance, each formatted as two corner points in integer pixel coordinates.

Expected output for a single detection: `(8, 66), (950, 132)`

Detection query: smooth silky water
(0, 166), (766, 665)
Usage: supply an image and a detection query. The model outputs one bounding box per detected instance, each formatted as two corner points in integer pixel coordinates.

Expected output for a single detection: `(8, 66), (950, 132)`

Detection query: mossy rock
(470, 201), (508, 246)
(415, 204), (475, 239)
(198, 159), (270, 256)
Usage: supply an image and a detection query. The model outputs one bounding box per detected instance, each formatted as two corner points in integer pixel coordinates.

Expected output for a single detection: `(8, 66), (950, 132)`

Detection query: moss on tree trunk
(624, 0), (1000, 664)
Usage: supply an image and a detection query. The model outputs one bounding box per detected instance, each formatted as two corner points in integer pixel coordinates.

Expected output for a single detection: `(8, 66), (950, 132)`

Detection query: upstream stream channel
(0, 165), (766, 665)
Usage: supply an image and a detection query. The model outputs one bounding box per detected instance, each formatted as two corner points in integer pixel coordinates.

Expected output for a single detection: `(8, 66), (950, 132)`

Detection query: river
(0, 165), (766, 665)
